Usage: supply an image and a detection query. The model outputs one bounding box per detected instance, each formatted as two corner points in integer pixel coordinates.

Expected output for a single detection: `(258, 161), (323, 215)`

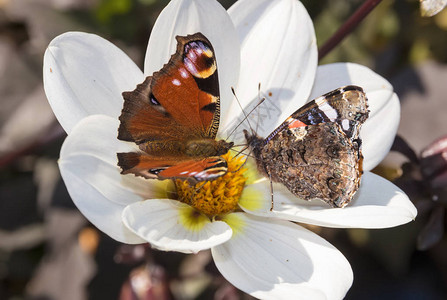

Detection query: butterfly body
(136, 138), (231, 157)
(245, 86), (369, 208)
(117, 33), (232, 182)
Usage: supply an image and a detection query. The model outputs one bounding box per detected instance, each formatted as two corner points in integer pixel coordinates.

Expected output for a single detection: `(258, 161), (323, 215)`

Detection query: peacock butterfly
(117, 33), (233, 183)
(244, 86), (369, 208)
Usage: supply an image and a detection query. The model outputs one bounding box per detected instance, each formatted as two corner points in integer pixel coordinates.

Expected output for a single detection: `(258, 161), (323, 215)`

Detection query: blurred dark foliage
(391, 134), (447, 251)
(0, 0), (447, 299)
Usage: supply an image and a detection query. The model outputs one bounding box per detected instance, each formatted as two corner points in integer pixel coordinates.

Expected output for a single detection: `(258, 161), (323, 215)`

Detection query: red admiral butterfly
(117, 33), (233, 182)
(244, 86), (369, 208)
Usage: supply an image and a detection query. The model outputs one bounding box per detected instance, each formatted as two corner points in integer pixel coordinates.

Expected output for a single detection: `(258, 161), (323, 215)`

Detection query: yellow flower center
(175, 152), (247, 217)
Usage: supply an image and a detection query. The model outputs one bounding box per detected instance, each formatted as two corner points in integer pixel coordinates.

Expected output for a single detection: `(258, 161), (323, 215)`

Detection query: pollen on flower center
(175, 152), (247, 217)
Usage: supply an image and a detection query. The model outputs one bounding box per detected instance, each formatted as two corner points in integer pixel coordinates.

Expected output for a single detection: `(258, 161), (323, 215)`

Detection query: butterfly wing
(270, 85), (369, 142)
(117, 33), (228, 181)
(246, 86), (369, 207)
(117, 152), (227, 182)
(157, 157), (228, 182)
(256, 123), (362, 208)
(118, 33), (220, 144)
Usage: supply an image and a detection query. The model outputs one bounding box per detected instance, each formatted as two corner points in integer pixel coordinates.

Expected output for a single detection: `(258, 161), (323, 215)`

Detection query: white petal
(122, 199), (232, 254)
(44, 32), (144, 133)
(212, 213), (352, 300)
(309, 63), (393, 99)
(223, 0), (317, 145)
(59, 115), (156, 244)
(420, 0), (447, 17)
(144, 0), (240, 128)
(241, 172), (417, 229)
(361, 92), (400, 170)
(309, 63), (400, 170)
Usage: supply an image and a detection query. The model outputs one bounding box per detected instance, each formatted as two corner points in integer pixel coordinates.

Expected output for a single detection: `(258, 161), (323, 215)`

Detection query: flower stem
(318, 0), (384, 60)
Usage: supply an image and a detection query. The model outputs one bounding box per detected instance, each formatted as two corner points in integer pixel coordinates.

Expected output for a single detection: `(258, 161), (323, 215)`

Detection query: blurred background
(0, 0), (446, 299)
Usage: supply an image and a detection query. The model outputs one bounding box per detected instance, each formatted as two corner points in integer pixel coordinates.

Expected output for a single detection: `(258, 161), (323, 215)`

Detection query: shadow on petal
(212, 213), (352, 299)
(223, 87), (295, 145)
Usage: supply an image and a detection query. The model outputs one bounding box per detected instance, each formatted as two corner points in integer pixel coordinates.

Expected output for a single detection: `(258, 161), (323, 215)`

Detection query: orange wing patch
(117, 33), (230, 183)
(158, 157), (227, 181)
(117, 152), (227, 182)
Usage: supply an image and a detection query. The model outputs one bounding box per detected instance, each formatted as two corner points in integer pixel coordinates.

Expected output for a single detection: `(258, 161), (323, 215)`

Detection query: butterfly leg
(264, 165), (274, 211)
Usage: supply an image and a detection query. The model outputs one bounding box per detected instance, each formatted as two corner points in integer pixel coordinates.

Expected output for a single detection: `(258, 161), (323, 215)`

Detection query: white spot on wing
(317, 101), (338, 120)
(320, 102), (338, 120)
(195, 171), (206, 179)
(172, 79), (181, 86)
(179, 68), (189, 79)
(342, 119), (350, 131)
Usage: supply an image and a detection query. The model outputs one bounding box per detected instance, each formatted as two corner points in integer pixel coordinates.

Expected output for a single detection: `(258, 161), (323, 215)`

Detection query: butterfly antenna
(230, 146), (251, 173)
(255, 83), (266, 135)
(225, 87), (252, 140)
(231, 145), (250, 159)
(232, 150), (256, 161)
(233, 87), (252, 128)
(226, 88), (266, 140)
(231, 143), (248, 148)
